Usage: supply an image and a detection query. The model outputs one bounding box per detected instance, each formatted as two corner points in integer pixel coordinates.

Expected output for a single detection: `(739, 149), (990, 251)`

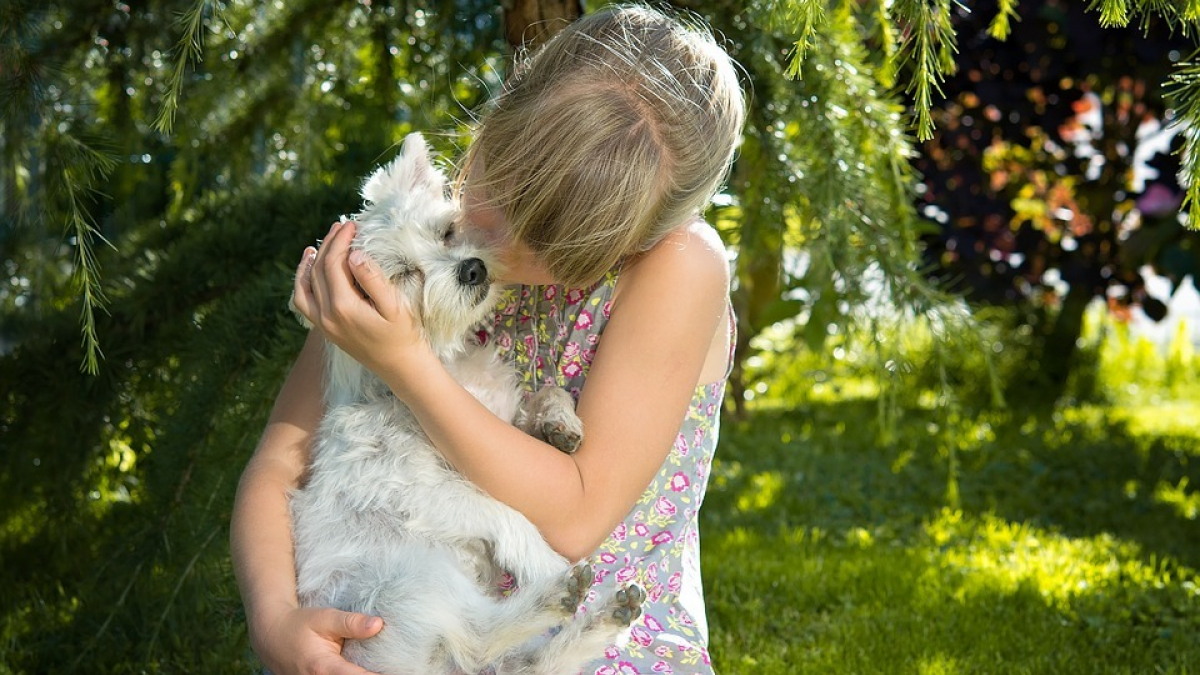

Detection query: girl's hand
(292, 220), (432, 382)
(251, 605), (383, 675)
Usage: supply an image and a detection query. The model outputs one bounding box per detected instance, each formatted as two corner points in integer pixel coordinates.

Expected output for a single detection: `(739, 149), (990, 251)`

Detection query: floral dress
(478, 266), (730, 675)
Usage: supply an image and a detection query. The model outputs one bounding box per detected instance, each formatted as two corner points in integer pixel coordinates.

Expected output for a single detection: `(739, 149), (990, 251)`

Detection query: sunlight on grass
(1154, 478), (1200, 520)
(736, 471), (784, 513)
(925, 509), (1173, 611)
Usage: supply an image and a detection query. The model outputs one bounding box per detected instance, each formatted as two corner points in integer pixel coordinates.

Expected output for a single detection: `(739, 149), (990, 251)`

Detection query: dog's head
(352, 132), (500, 359)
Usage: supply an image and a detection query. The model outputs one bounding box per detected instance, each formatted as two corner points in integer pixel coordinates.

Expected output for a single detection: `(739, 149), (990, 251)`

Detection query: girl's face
(460, 168), (556, 286)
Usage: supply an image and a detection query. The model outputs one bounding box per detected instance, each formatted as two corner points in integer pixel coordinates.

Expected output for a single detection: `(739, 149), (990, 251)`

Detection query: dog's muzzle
(457, 258), (487, 287)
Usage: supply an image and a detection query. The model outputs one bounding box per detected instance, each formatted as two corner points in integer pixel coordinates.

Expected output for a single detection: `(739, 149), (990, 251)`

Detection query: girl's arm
(295, 220), (729, 562)
(230, 317), (383, 673)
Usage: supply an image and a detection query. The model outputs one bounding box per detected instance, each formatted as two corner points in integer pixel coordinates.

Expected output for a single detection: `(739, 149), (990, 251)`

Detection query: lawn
(703, 390), (1200, 674)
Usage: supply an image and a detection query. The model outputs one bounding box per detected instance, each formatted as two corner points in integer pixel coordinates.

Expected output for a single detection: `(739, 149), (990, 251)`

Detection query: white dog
(289, 133), (644, 675)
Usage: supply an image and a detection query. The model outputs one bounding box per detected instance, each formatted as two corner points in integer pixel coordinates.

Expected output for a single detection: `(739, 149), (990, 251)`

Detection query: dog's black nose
(457, 258), (487, 287)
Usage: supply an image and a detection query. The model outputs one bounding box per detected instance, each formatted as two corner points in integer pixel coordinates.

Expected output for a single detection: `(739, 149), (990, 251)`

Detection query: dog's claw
(609, 583), (645, 626)
(544, 421), (582, 454)
(561, 563), (594, 614)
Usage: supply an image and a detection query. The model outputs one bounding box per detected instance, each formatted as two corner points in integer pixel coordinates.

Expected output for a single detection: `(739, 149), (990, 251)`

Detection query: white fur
(289, 133), (637, 675)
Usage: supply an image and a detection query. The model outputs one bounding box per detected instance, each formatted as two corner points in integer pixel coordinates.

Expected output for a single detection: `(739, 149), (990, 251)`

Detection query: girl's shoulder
(616, 218), (729, 301)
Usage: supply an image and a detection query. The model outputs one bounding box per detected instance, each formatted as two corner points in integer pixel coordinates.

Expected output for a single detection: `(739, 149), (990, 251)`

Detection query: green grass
(703, 396), (1200, 674)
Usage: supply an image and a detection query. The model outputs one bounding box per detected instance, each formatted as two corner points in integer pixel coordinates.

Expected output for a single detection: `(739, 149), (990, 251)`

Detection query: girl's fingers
(292, 246), (319, 321)
(347, 250), (392, 317)
(316, 221), (359, 313)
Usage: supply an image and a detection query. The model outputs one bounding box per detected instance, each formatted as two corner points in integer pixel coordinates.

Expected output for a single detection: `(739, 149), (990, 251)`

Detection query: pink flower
(630, 627), (653, 647)
(651, 531), (674, 545)
(604, 646), (621, 660)
(610, 523), (627, 542)
(586, 333), (599, 345)
(617, 662), (641, 675)
(575, 310), (594, 331)
(564, 342), (580, 358)
(645, 615), (664, 632)
(668, 472), (690, 492)
(633, 523), (650, 537)
(602, 300), (613, 318)
(654, 646), (671, 657)
(652, 662), (672, 673)
(654, 497), (677, 518)
(647, 583), (664, 603)
(544, 286), (558, 301)
(646, 562), (659, 579)
(700, 648), (711, 665)
(562, 361), (583, 379)
(497, 332), (513, 349)
(673, 433), (689, 457)
(567, 288), (586, 305)
(599, 552), (618, 565)
(667, 572), (682, 594)
(582, 348), (596, 364)
(693, 428), (705, 447)
(523, 334), (536, 353)
(616, 566), (636, 583)
(597, 667), (617, 675)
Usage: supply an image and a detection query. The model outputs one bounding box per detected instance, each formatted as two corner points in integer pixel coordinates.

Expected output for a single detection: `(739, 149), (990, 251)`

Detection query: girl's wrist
(379, 339), (446, 402)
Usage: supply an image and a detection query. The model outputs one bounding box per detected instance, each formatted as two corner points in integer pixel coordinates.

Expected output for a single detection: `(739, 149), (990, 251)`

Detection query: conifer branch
(155, 0), (214, 134)
(892, 0), (961, 141)
(988, 0), (1020, 40)
(1165, 52), (1200, 229)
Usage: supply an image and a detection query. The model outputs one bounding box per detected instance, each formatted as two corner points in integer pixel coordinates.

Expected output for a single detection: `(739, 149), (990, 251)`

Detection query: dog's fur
(289, 133), (642, 675)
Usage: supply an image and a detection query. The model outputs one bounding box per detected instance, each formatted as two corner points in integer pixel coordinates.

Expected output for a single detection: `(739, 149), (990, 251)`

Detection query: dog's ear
(361, 132), (445, 205)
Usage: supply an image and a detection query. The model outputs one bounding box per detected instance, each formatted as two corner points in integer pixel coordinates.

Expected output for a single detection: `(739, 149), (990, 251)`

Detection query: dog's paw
(608, 584), (645, 627)
(543, 420), (582, 454)
(560, 563), (595, 614)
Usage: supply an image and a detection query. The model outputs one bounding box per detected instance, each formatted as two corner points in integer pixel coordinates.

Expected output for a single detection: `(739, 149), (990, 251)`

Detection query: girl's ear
(361, 133), (446, 205)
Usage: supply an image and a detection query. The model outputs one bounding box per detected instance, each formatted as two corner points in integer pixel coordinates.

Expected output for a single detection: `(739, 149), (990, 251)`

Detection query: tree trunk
(502, 0), (583, 50)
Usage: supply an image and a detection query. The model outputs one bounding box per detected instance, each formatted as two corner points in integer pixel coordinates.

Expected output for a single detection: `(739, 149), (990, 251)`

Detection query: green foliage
(0, 178), (356, 673)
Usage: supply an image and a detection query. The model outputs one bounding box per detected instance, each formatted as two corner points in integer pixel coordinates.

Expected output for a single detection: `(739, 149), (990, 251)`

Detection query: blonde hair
(458, 4), (745, 287)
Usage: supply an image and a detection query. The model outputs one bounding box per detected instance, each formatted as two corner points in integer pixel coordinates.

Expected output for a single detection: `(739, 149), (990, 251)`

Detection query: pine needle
(155, 0), (214, 134)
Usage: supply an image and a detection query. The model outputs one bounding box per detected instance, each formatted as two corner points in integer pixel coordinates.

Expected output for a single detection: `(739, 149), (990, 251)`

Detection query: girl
(231, 5), (746, 675)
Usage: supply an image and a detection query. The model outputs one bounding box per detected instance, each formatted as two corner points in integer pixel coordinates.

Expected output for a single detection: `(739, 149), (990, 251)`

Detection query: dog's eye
(442, 227), (455, 246)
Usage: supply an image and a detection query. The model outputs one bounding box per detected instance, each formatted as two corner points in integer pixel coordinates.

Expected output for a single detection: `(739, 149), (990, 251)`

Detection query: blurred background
(2, 1), (1198, 672)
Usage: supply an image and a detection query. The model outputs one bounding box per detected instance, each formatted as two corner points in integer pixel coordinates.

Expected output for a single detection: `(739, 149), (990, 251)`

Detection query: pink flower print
(566, 288), (586, 305)
(602, 300), (613, 318)
(610, 523), (627, 542)
(564, 342), (580, 359)
(651, 531), (674, 545)
(652, 662), (672, 673)
(700, 648), (711, 665)
(668, 472), (690, 492)
(557, 323), (569, 340)
(497, 332), (513, 350)
(654, 497), (677, 518)
(597, 667), (617, 675)
(582, 348), (596, 364)
(667, 572), (682, 594)
(693, 428), (705, 447)
(633, 523), (650, 538)
(594, 568), (610, 583)
(647, 583), (664, 603)
(604, 646), (621, 660)
(706, 403), (717, 417)
(523, 334), (536, 354)
(645, 615), (664, 632)
(543, 285), (558, 301)
(616, 566), (636, 583)
(586, 333), (599, 345)
(562, 361), (583, 379)
(575, 310), (594, 331)
(646, 561), (659, 579)
(616, 662), (641, 675)
(655, 646), (671, 658)
(673, 433), (689, 457)
(599, 552), (618, 565)
(630, 627), (653, 647)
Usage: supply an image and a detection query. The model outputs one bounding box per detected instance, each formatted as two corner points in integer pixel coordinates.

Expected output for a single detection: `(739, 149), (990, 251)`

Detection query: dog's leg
(496, 582), (646, 675)
(464, 563), (604, 671)
(518, 386), (583, 454)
